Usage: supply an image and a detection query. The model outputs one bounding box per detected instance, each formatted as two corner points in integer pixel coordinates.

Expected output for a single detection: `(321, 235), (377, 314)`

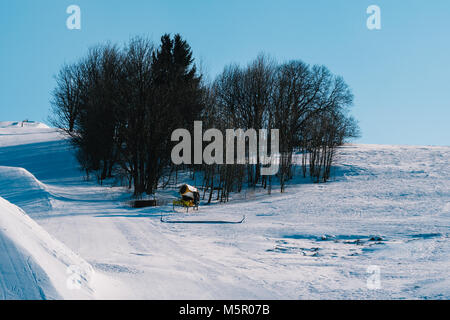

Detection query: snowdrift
(0, 166), (52, 216)
(0, 196), (95, 299)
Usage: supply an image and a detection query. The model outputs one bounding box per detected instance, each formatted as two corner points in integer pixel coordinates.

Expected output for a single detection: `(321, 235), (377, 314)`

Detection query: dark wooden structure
(132, 199), (157, 208)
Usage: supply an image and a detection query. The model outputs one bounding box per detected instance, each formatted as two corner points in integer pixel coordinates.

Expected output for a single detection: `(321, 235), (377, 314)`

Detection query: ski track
(0, 233), (48, 300)
(0, 126), (449, 299)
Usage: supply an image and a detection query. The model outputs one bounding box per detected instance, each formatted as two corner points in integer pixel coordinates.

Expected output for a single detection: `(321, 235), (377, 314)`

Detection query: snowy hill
(0, 121), (50, 129)
(0, 121), (63, 147)
(0, 124), (449, 299)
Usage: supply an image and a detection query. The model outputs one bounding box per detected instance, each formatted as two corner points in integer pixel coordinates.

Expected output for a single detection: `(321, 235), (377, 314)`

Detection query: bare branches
(50, 35), (204, 196)
(50, 38), (359, 198)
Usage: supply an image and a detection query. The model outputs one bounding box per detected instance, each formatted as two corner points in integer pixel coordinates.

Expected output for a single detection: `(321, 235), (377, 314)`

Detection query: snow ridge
(0, 196), (94, 299)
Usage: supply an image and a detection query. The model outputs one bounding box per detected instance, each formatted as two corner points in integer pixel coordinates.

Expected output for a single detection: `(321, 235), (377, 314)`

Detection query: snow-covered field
(0, 123), (448, 299)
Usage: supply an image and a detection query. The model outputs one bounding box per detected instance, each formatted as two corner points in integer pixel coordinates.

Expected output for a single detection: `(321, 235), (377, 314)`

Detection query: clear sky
(1, 0), (449, 146)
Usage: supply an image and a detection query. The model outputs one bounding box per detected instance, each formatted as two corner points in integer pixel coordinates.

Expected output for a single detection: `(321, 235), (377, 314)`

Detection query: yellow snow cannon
(172, 184), (200, 212)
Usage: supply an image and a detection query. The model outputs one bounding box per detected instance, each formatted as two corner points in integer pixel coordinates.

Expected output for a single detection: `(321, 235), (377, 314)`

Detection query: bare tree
(49, 63), (83, 133)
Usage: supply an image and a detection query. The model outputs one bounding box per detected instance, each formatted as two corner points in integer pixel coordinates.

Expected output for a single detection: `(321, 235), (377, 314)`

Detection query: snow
(0, 121), (50, 129)
(0, 122), (449, 299)
(0, 121), (64, 147)
(0, 196), (93, 299)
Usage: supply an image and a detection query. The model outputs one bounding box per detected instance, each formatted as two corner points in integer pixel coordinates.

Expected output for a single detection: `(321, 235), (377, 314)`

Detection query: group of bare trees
(195, 55), (359, 199)
(51, 35), (359, 199)
(50, 35), (203, 195)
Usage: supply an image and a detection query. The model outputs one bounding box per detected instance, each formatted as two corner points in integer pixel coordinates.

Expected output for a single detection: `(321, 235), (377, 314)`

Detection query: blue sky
(0, 0), (449, 145)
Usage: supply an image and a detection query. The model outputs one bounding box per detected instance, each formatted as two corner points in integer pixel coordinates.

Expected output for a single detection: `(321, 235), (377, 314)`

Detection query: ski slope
(0, 121), (63, 147)
(0, 196), (93, 299)
(0, 122), (448, 299)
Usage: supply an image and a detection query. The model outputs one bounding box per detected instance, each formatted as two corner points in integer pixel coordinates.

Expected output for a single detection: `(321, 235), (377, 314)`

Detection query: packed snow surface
(0, 122), (448, 299)
(0, 196), (94, 299)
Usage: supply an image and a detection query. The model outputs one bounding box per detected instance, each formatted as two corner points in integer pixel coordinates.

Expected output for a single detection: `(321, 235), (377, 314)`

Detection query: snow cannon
(173, 184), (200, 212)
(179, 184), (199, 201)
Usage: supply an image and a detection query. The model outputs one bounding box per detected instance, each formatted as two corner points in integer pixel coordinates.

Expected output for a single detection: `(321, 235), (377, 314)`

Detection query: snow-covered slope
(0, 196), (93, 299)
(0, 166), (52, 216)
(0, 121), (63, 147)
(0, 122), (448, 299)
(0, 121), (50, 129)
